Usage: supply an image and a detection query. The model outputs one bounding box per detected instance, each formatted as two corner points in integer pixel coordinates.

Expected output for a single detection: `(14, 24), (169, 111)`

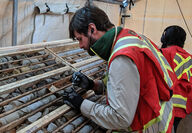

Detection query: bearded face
(73, 30), (97, 56)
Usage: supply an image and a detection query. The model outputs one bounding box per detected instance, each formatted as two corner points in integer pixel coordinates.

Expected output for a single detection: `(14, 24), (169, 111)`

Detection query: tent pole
(12, 0), (18, 46)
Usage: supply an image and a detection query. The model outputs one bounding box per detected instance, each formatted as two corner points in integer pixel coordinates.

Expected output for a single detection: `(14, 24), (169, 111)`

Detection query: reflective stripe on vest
(109, 36), (173, 88)
(143, 100), (173, 132)
(172, 94), (187, 109)
(127, 100), (173, 132)
(173, 53), (192, 81)
(140, 35), (173, 88)
(172, 53), (191, 110)
(109, 36), (173, 132)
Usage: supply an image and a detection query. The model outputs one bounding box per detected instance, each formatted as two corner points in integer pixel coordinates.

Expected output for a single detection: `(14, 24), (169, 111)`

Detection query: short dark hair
(161, 25), (186, 48)
(69, 5), (114, 40)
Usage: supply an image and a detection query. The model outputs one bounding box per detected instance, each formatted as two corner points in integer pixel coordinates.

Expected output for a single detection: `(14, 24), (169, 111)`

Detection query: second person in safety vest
(160, 25), (192, 132)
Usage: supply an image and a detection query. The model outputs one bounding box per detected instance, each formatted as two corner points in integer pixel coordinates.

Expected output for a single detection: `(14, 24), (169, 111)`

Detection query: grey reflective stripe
(174, 54), (182, 63)
(140, 35), (173, 88)
(188, 71), (191, 80)
(175, 59), (192, 77)
(161, 55), (170, 66)
(114, 35), (173, 88)
(143, 100), (173, 132)
(172, 97), (187, 107)
(114, 38), (145, 50)
(158, 100), (173, 132)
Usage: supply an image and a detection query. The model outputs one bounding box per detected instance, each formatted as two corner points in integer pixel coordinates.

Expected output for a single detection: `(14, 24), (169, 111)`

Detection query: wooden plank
(0, 56), (100, 95)
(0, 83), (71, 118)
(0, 66), (69, 95)
(0, 64), (57, 82)
(45, 47), (79, 71)
(17, 90), (95, 133)
(53, 96), (105, 133)
(45, 47), (96, 80)
(52, 114), (81, 133)
(0, 48), (45, 58)
(60, 50), (85, 58)
(73, 119), (91, 133)
(67, 54), (88, 63)
(0, 39), (76, 56)
(90, 126), (100, 133)
(50, 42), (79, 53)
(17, 104), (71, 133)
(73, 56), (100, 68)
(82, 61), (106, 72)
(0, 76), (69, 107)
(0, 97), (63, 132)
(0, 54), (49, 66)
(0, 58), (54, 76)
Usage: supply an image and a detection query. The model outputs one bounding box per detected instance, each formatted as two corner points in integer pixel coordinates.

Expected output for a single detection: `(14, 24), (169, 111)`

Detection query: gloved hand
(63, 87), (84, 111)
(71, 71), (94, 90)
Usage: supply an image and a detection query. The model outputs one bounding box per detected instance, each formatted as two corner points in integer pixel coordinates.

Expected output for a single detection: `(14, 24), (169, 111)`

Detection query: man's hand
(63, 87), (84, 111)
(71, 71), (94, 90)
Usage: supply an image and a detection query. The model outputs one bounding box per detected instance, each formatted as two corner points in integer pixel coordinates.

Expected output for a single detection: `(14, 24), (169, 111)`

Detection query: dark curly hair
(69, 5), (114, 40)
(161, 25), (186, 48)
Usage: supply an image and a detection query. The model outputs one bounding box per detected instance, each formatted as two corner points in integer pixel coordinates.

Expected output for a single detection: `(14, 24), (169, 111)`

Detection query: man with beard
(66, 5), (176, 133)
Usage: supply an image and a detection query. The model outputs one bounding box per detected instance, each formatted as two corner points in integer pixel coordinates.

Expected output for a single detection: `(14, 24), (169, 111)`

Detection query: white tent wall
(0, 0), (191, 53)
(123, 0), (192, 53)
(32, 1), (119, 44)
(0, 0), (85, 47)
(0, 0), (34, 47)
(0, 0), (119, 47)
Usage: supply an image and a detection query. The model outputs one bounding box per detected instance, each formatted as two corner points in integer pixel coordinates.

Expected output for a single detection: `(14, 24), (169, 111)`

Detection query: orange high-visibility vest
(107, 29), (176, 132)
(161, 46), (192, 118)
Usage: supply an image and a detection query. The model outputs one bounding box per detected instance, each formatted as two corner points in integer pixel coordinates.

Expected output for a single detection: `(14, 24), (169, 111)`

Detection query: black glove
(71, 71), (94, 90)
(63, 87), (84, 111)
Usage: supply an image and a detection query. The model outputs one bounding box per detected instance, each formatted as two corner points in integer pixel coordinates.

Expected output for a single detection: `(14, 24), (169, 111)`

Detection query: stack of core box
(0, 40), (108, 133)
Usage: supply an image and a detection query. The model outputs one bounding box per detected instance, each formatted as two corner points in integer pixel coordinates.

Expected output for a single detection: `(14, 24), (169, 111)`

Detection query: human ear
(91, 28), (94, 33)
(88, 23), (96, 34)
